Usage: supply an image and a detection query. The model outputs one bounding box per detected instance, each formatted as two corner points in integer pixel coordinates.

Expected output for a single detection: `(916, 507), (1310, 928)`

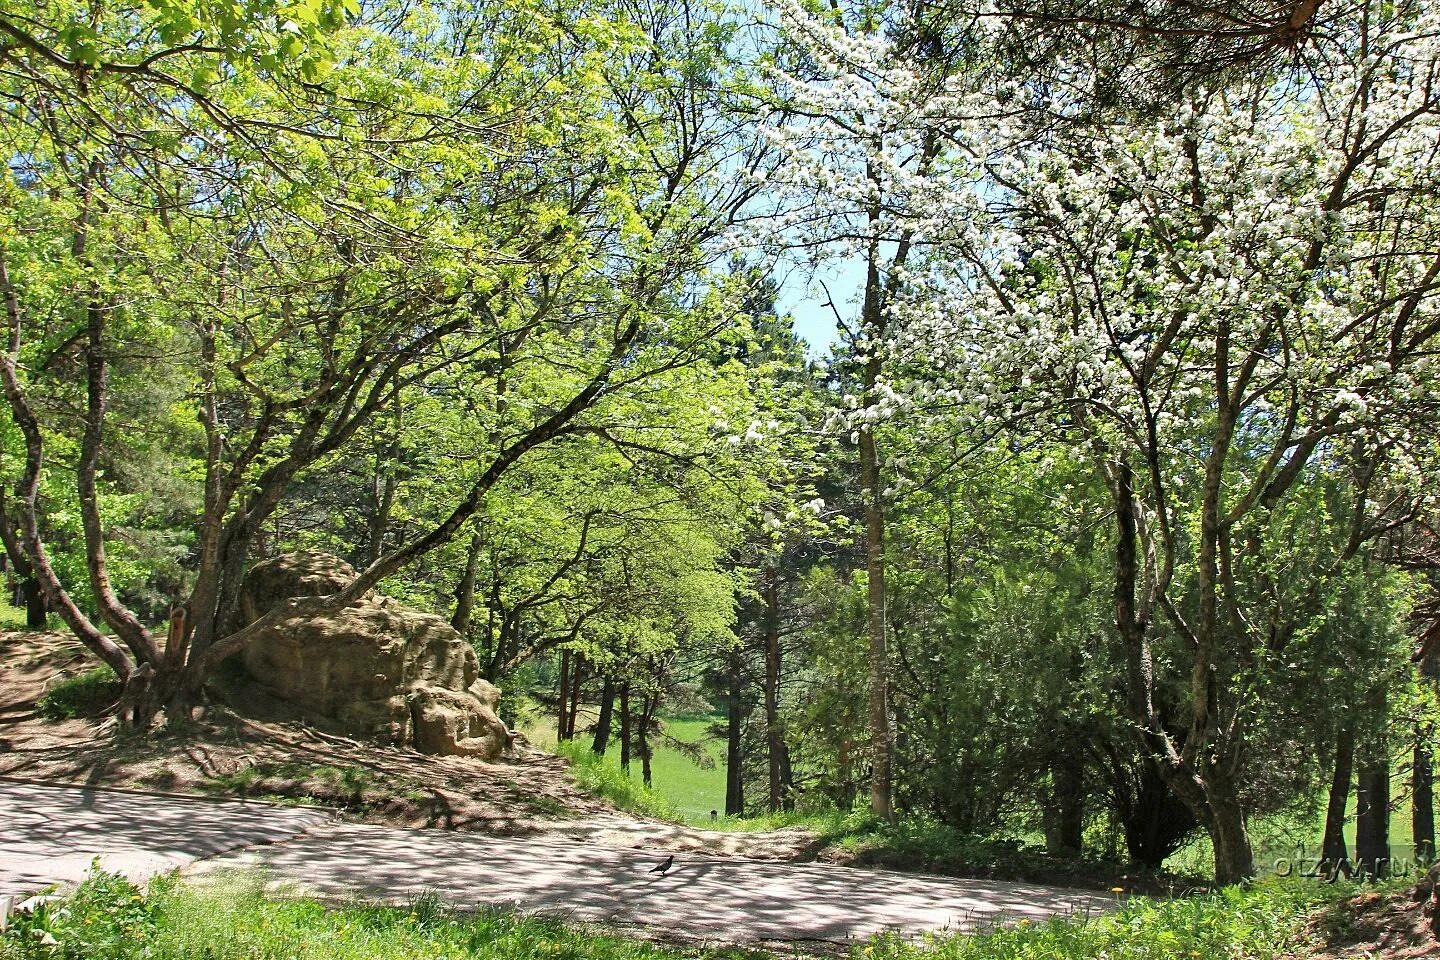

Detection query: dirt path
(1, 779), (1113, 943)
(0, 779), (332, 896)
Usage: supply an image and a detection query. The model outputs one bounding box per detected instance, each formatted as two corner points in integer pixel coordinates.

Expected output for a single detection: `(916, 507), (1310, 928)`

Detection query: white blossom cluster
(765, 0), (1440, 511)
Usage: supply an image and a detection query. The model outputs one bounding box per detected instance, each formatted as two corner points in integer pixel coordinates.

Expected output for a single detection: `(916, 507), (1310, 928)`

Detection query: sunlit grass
(528, 709), (728, 821)
(0, 868), (1369, 960)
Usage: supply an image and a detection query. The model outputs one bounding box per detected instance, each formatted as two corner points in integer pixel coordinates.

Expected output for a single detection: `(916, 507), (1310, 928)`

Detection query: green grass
(870, 878), (1356, 959)
(0, 866), (1372, 960)
(553, 740), (679, 820)
(36, 665), (121, 720)
(528, 710), (727, 822)
(0, 869), (745, 960)
(0, 599), (38, 630)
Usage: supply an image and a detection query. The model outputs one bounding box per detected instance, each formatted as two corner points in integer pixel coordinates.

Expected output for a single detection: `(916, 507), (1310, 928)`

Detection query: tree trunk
(1414, 738), (1434, 863)
(566, 656), (584, 740)
(1356, 761), (1392, 878)
(837, 738), (856, 811)
(619, 682), (632, 774)
(1416, 654), (1438, 864)
(1322, 721), (1355, 872)
(856, 200), (894, 822)
(779, 738), (794, 811)
(366, 468), (397, 566)
(592, 676), (616, 755)
(22, 576), (45, 628)
(859, 421), (891, 820)
(639, 693), (656, 789)
(725, 652), (745, 816)
(1044, 747), (1085, 858)
(557, 649), (571, 741)
(1109, 456), (1255, 884)
(1209, 788), (1256, 886)
(762, 566), (787, 813)
(0, 250), (132, 682)
(451, 531), (483, 635)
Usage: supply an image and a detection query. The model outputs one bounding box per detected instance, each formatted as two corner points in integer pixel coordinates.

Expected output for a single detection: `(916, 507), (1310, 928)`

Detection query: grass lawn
(524, 710), (728, 823)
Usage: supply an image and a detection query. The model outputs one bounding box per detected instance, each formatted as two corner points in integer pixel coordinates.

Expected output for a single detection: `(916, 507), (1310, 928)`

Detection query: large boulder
(236, 551), (510, 760)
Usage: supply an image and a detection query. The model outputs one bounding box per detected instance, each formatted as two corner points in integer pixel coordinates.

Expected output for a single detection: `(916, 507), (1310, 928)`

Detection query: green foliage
(0, 866), (164, 960)
(0, 868), (1361, 960)
(533, 712), (727, 821)
(872, 880), (1343, 960)
(0, 870), (729, 960)
(0, 601), (36, 630)
(554, 739), (679, 821)
(36, 667), (121, 720)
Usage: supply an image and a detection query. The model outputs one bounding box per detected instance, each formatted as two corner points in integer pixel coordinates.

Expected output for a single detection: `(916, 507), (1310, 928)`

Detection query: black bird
(647, 855), (674, 876)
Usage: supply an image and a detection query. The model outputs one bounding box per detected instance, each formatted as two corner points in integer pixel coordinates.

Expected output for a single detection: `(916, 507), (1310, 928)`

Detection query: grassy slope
(524, 711), (727, 823)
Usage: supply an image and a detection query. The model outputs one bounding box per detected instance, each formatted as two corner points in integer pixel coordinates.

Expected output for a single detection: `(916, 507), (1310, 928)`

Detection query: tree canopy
(4, 0), (1440, 887)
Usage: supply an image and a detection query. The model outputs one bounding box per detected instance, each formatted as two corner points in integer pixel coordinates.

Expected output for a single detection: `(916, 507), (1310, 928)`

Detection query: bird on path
(647, 855), (674, 876)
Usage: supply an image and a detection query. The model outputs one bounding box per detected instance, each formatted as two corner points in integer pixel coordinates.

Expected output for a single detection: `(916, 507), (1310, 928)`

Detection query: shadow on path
(1, 779), (1115, 943)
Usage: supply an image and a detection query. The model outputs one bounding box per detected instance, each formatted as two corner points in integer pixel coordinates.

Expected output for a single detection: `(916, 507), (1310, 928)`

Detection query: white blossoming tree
(771, 0), (1440, 881)
(895, 6), (1440, 882)
(757, 0), (1008, 817)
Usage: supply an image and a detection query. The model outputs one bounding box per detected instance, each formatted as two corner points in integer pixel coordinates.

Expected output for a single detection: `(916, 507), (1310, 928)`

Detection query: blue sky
(771, 256), (862, 357)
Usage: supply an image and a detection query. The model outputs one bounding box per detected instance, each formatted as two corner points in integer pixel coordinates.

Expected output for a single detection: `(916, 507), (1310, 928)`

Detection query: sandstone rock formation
(237, 551), (510, 760)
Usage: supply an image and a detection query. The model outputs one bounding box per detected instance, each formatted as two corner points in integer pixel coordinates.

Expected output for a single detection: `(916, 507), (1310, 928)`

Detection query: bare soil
(1302, 887), (1440, 959)
(0, 629), (810, 859)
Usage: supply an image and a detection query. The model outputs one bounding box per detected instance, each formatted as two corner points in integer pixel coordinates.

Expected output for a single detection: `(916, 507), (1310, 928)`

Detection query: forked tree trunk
(1110, 455), (1256, 885)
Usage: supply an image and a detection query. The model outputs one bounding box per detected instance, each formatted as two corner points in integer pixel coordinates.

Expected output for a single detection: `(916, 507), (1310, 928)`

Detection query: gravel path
(1, 779), (1114, 943)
